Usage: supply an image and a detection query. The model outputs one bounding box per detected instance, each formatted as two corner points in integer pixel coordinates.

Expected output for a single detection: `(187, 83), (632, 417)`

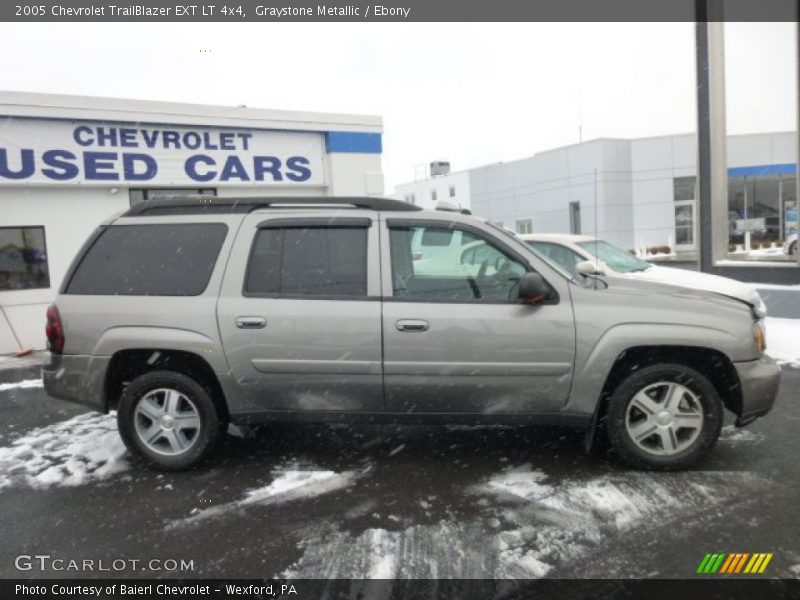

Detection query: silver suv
(43, 197), (780, 470)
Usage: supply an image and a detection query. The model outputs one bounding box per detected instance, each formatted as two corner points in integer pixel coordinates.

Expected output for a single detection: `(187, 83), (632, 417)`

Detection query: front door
(217, 212), (383, 413)
(381, 219), (576, 414)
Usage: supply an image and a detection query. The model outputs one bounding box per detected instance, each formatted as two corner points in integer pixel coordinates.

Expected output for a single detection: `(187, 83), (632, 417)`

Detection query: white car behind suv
(520, 233), (766, 315)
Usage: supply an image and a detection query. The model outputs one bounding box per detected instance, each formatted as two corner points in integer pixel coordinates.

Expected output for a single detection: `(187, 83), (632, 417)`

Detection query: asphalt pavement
(0, 363), (797, 580)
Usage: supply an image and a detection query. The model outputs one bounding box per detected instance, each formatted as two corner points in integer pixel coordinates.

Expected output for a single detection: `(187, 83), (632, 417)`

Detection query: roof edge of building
(0, 90), (383, 133)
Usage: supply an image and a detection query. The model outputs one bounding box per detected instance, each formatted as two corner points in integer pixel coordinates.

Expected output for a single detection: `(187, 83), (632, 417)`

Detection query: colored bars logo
(697, 553), (773, 574)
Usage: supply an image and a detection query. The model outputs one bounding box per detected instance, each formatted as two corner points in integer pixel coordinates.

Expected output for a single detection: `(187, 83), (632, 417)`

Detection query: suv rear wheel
(606, 364), (723, 470)
(117, 370), (224, 470)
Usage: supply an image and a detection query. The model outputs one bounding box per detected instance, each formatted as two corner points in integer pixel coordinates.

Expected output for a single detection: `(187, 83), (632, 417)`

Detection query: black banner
(1, 0), (799, 23)
(3, 579), (800, 600)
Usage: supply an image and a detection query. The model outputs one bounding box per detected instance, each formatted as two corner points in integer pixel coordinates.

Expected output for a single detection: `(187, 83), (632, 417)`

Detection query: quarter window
(246, 226), (368, 297)
(66, 224), (227, 296)
(389, 224), (527, 302)
(0, 226), (49, 291)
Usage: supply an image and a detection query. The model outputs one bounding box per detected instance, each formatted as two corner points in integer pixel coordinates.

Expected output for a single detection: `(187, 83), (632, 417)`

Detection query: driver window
(389, 224), (527, 301)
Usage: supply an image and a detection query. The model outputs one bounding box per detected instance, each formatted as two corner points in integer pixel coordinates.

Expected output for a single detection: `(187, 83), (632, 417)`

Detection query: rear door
(217, 211), (383, 412)
(380, 218), (576, 414)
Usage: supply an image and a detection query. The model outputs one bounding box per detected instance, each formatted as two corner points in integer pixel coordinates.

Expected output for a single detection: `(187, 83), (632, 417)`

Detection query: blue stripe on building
(325, 131), (382, 154)
(728, 163), (797, 177)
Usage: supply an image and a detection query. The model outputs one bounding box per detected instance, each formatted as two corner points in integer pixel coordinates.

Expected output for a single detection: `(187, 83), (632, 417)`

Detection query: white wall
(466, 139), (634, 249)
(630, 133), (695, 251)
(1, 186), (129, 352)
(395, 131), (798, 259)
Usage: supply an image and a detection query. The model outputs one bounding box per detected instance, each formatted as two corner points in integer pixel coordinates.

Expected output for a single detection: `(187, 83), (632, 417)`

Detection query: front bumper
(43, 353), (109, 412)
(733, 355), (781, 425)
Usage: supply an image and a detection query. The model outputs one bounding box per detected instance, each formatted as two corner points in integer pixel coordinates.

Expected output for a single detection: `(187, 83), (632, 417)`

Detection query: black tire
(790, 241), (798, 258)
(117, 370), (225, 470)
(606, 363), (723, 470)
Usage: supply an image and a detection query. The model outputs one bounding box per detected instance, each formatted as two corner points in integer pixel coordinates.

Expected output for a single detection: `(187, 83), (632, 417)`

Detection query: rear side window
(66, 223), (228, 296)
(245, 226), (367, 297)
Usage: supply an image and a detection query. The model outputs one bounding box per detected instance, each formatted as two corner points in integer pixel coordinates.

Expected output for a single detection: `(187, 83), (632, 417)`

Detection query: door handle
(395, 319), (429, 332)
(235, 316), (267, 329)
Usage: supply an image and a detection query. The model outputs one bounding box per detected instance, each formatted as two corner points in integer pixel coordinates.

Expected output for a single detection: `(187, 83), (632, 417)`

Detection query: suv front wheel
(606, 364), (723, 470)
(117, 370), (225, 470)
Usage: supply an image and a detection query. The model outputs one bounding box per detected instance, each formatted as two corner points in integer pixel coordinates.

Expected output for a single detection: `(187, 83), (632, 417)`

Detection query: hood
(624, 265), (762, 311)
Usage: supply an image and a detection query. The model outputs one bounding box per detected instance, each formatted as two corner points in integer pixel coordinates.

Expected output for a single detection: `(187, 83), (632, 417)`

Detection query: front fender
(565, 322), (744, 416)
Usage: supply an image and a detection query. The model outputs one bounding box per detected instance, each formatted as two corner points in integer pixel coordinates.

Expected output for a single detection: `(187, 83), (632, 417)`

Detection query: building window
(515, 219), (533, 235)
(673, 177), (696, 249)
(569, 201), (581, 234)
(431, 190), (437, 202)
(673, 177), (696, 201)
(728, 174), (796, 249)
(129, 188), (217, 206)
(674, 204), (695, 247)
(0, 226), (50, 291)
(404, 194), (416, 205)
(449, 185), (456, 198)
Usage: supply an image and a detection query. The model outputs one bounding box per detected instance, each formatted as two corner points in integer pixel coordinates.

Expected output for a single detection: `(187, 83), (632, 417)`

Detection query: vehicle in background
(784, 232), (798, 257)
(520, 233), (766, 315)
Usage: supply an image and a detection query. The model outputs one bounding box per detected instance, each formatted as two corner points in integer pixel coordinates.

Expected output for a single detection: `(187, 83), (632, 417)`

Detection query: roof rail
(123, 196), (423, 216)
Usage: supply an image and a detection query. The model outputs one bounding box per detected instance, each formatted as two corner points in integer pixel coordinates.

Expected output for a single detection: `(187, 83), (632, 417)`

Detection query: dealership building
(394, 131), (799, 258)
(0, 91), (384, 353)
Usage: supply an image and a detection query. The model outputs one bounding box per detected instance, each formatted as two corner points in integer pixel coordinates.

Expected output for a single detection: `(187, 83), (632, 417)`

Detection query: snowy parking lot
(0, 363), (798, 580)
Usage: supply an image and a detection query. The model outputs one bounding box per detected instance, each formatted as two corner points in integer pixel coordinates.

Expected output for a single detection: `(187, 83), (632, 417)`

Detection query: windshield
(577, 240), (652, 273)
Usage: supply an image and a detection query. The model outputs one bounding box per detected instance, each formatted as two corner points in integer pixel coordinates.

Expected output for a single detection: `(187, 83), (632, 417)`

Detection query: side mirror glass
(576, 260), (606, 276)
(518, 272), (550, 304)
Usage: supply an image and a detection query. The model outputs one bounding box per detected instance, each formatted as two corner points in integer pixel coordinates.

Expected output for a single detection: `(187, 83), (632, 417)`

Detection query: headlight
(753, 320), (767, 354)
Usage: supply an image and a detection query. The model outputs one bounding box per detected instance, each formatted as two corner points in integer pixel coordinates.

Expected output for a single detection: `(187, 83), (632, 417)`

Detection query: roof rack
(123, 196), (423, 216)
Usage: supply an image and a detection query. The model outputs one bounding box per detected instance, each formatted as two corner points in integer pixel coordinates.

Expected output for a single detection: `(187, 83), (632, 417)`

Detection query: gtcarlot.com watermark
(15, 554), (195, 573)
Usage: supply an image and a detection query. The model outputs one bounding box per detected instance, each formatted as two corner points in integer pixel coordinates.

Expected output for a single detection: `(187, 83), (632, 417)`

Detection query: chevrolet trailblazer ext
(43, 197), (780, 470)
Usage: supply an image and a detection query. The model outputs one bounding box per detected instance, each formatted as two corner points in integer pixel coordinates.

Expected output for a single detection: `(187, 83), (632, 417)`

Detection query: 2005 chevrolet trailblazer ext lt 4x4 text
(43, 196), (780, 470)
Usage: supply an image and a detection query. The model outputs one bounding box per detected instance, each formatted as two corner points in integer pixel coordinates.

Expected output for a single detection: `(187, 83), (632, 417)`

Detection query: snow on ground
(766, 317), (800, 367)
(170, 465), (362, 528)
(719, 425), (763, 444)
(0, 412), (128, 490)
(0, 378), (43, 392)
(746, 247), (786, 258)
(281, 467), (769, 579)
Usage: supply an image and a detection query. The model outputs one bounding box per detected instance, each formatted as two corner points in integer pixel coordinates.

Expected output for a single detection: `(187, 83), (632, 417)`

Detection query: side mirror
(575, 260), (607, 276)
(518, 272), (550, 304)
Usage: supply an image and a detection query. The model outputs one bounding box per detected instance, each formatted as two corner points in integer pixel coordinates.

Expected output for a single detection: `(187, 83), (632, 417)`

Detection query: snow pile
(482, 468), (553, 502)
(475, 468), (764, 578)
(0, 378), (44, 392)
(282, 467), (765, 579)
(171, 466), (360, 527)
(766, 317), (800, 367)
(0, 412), (128, 490)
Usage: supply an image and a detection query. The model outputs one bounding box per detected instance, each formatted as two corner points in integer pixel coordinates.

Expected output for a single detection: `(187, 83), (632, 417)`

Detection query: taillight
(45, 304), (65, 354)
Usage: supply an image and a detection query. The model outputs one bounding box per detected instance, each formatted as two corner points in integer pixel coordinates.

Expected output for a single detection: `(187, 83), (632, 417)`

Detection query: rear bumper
(42, 353), (109, 412)
(734, 355), (781, 425)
